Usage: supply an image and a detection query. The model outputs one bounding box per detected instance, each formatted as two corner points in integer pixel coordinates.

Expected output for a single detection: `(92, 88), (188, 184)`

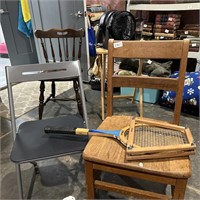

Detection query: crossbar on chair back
(6, 61), (88, 140)
(107, 39), (189, 124)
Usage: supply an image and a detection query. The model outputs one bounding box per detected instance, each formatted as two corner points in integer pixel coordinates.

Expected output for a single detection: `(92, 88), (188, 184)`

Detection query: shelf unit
(127, 2), (200, 11)
(127, 1), (200, 60)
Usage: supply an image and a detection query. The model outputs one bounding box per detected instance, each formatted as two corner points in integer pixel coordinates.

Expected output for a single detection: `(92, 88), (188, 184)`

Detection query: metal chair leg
(15, 164), (24, 199)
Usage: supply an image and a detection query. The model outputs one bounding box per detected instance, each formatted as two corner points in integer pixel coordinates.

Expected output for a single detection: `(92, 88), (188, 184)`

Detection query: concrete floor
(1, 84), (200, 199)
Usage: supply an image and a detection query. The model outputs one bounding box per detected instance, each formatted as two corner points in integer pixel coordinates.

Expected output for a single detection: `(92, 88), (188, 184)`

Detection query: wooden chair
(35, 28), (85, 119)
(83, 39), (191, 199)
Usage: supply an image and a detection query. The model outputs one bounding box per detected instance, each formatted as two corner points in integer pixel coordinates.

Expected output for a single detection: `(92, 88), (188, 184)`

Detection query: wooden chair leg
(73, 80), (83, 117)
(84, 160), (96, 199)
(131, 59), (144, 117)
(100, 54), (106, 120)
(171, 178), (188, 199)
(139, 88), (143, 117)
(39, 81), (45, 120)
(51, 81), (56, 99)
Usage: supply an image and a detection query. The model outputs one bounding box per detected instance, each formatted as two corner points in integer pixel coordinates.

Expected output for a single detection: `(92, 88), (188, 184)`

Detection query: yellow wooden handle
(75, 128), (89, 135)
(76, 128), (118, 138)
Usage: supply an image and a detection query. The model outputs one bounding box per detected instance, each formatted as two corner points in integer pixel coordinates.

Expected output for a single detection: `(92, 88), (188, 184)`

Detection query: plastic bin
(120, 87), (160, 103)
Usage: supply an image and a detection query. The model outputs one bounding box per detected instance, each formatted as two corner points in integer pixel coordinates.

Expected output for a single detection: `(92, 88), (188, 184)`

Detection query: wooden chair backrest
(35, 28), (85, 63)
(107, 39), (189, 125)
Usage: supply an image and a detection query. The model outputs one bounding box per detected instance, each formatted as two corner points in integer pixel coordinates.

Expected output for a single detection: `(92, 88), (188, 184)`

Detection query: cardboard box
(120, 87), (160, 104)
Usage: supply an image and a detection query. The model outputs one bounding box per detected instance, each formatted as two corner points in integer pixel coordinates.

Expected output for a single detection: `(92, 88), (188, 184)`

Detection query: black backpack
(96, 10), (136, 49)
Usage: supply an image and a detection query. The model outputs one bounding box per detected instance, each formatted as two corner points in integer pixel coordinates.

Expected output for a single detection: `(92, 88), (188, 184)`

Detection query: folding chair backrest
(35, 28), (85, 63)
(5, 61), (88, 139)
(107, 39), (189, 125)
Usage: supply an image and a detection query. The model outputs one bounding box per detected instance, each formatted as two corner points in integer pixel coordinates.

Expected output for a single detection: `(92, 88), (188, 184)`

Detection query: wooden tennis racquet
(126, 117), (196, 160)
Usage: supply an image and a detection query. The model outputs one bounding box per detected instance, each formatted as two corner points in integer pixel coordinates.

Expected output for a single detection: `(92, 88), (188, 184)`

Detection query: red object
(0, 42), (8, 54)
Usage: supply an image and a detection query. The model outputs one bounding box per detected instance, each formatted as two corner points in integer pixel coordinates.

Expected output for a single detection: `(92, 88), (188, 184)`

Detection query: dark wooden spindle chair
(35, 28), (85, 119)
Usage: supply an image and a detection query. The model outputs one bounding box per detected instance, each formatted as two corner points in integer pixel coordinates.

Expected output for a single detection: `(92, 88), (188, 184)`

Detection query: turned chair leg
(73, 80), (83, 117)
(39, 81), (45, 120)
(39, 80), (84, 119)
(51, 81), (56, 99)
